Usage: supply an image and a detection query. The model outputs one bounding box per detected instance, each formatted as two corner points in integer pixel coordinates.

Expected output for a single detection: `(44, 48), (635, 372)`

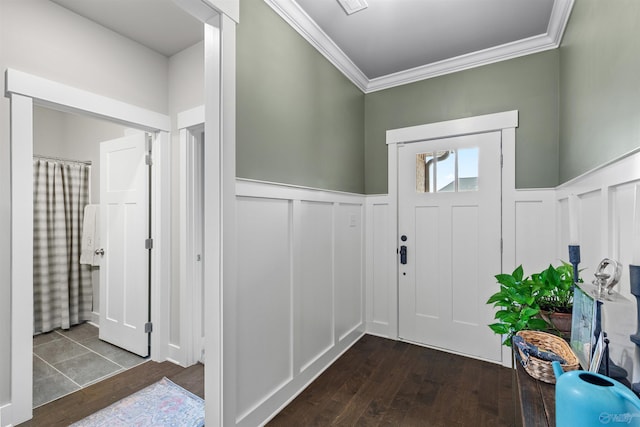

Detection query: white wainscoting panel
(233, 180), (365, 426)
(235, 196), (293, 421)
(364, 196), (395, 338)
(297, 200), (334, 372)
(557, 150), (640, 385)
(334, 203), (364, 341)
(512, 190), (557, 274)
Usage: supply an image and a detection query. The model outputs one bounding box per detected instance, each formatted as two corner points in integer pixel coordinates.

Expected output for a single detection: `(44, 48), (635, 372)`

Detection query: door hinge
(145, 133), (153, 165)
(500, 238), (503, 253)
(145, 238), (153, 250)
(144, 322), (153, 333)
(500, 154), (504, 168)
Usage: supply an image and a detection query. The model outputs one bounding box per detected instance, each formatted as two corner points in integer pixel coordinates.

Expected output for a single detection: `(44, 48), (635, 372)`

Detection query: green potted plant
(535, 262), (576, 339)
(487, 265), (550, 346)
(487, 263), (578, 346)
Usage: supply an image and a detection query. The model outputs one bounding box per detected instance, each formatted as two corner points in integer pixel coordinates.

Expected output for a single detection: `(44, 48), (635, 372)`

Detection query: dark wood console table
(514, 360), (556, 426)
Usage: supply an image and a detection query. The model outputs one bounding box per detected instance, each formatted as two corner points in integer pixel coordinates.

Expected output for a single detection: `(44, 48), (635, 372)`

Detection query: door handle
(400, 245), (407, 264)
(94, 248), (105, 256)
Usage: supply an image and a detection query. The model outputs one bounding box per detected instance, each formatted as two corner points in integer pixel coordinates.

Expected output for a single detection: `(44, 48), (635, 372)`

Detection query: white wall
(229, 180), (366, 427)
(0, 0), (170, 409)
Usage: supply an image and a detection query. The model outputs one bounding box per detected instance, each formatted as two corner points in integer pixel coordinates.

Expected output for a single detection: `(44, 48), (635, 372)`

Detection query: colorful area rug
(70, 377), (204, 427)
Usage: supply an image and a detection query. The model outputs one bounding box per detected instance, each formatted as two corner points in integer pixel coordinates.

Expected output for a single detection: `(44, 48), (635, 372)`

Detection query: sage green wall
(364, 50), (560, 194)
(237, 0), (365, 193)
(559, 0), (640, 182)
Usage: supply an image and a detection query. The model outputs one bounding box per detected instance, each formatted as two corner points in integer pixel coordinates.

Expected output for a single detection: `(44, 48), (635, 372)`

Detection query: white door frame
(178, 105), (205, 366)
(386, 110), (519, 367)
(169, 2), (237, 424)
(6, 68), (172, 423)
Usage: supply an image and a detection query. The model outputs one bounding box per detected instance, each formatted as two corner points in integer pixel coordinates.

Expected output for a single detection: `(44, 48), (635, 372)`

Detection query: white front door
(99, 133), (150, 357)
(398, 131), (502, 362)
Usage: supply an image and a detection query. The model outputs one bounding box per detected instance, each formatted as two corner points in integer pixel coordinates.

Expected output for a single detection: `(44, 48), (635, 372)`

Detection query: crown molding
(265, 0), (574, 94)
(264, 0), (369, 92)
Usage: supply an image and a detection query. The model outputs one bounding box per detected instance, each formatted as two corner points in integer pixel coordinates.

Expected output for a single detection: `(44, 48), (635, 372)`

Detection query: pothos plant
(535, 261), (576, 314)
(486, 265), (551, 347)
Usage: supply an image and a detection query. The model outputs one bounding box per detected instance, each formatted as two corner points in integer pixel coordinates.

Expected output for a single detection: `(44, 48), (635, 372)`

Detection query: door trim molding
(178, 106), (205, 367)
(386, 111), (518, 366)
(5, 68), (170, 132)
(5, 69), (171, 424)
(386, 110), (518, 145)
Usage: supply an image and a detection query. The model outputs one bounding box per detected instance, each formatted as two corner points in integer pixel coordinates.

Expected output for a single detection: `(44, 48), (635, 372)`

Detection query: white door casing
(99, 133), (151, 357)
(178, 107), (206, 367)
(397, 132), (502, 362)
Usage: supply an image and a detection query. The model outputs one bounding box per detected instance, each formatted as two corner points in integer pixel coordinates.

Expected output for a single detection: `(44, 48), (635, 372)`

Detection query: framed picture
(571, 284), (597, 370)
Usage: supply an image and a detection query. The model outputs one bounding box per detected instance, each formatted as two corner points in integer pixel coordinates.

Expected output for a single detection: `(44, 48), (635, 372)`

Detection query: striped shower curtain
(33, 159), (93, 334)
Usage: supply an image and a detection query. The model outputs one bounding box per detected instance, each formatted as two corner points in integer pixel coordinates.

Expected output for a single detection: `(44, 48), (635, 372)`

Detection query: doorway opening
(386, 110), (519, 367)
(7, 68), (172, 421)
(179, 113), (205, 366)
(31, 106), (153, 407)
(397, 132), (502, 363)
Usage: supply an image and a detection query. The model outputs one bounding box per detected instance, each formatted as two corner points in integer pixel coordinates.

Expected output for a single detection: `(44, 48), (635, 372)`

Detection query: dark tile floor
(32, 322), (147, 408)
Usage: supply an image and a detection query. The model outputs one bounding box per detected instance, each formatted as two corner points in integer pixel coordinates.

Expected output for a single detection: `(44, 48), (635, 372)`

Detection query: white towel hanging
(80, 204), (100, 266)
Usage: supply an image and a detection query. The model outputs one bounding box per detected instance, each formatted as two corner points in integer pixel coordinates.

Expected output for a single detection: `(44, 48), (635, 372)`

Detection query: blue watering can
(553, 361), (640, 426)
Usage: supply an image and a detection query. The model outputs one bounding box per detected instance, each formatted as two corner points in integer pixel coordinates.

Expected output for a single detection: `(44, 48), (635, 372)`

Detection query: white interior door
(398, 132), (502, 362)
(99, 133), (150, 357)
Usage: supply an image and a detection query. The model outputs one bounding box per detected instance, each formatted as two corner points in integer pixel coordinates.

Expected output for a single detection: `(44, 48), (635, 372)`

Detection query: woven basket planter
(516, 330), (579, 384)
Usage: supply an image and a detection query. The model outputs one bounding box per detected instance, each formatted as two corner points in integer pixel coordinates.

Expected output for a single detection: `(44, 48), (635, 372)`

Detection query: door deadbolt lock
(94, 248), (105, 256)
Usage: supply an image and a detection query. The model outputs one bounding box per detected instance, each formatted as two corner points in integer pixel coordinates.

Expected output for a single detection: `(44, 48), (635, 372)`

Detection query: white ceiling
(297, 0), (555, 79)
(49, 0), (574, 92)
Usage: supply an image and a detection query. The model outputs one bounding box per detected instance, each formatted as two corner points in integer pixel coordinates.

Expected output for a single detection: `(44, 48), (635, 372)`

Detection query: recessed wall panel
(236, 197), (292, 418)
(372, 204), (389, 325)
(580, 190), (602, 272)
(516, 200), (550, 273)
(335, 203), (363, 340)
(299, 201), (334, 369)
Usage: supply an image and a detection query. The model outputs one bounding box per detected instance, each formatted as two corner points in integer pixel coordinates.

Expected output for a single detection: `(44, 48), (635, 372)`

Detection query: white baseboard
(167, 343), (184, 367)
(0, 402), (13, 427)
(90, 311), (99, 325)
(365, 321), (393, 339)
(258, 329), (365, 427)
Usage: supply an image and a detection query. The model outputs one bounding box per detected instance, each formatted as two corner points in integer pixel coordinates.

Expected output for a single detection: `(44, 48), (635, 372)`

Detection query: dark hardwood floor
(20, 335), (513, 426)
(269, 335), (514, 427)
(19, 361), (204, 427)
